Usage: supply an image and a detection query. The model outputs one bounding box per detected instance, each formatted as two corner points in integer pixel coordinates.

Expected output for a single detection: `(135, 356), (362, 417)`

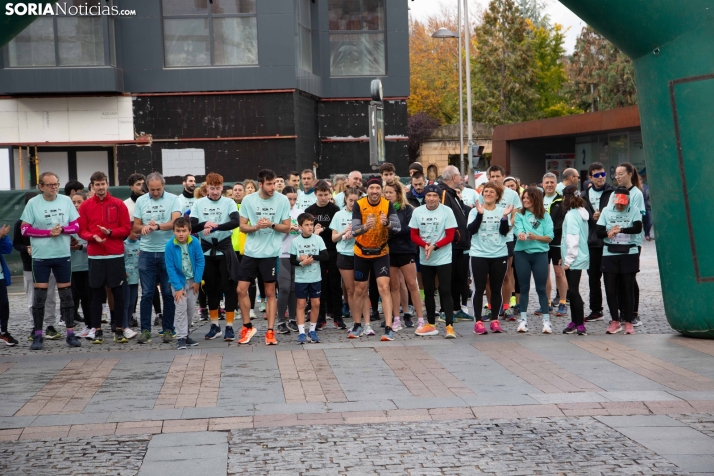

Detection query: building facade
(0, 0), (409, 188)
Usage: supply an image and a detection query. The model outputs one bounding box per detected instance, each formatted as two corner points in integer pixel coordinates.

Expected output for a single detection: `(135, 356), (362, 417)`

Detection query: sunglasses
(592, 172), (607, 178)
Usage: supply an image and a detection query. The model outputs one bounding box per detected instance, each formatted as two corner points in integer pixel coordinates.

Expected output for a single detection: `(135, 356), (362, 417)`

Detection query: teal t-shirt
(597, 205), (642, 256)
(179, 242), (194, 279)
(177, 194), (196, 216)
(467, 208), (508, 258)
(329, 210), (355, 256)
(543, 193), (558, 212)
(190, 196), (237, 256)
(461, 188), (478, 207)
(124, 238), (141, 285)
(478, 187), (521, 241)
(20, 194), (79, 259)
(607, 186), (646, 247)
(239, 192), (291, 258)
(290, 233), (326, 284)
(561, 209), (590, 270)
(556, 182), (566, 194)
(71, 235), (89, 272)
(587, 188), (604, 212)
(297, 190), (317, 211)
(133, 192), (182, 253)
(408, 204), (457, 266)
(514, 211), (554, 254)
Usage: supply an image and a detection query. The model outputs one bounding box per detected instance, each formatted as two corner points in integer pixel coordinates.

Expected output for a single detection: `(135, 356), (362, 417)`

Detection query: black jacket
(583, 183), (616, 248)
(437, 183), (470, 250)
(405, 189), (424, 209)
(388, 204), (417, 255)
(547, 194), (565, 247)
(13, 219), (32, 272)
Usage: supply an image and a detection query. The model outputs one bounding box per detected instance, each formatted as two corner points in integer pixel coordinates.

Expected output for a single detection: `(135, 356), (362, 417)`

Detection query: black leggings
(91, 286), (124, 331)
(71, 271), (92, 323)
(369, 271), (379, 316)
(451, 249), (469, 309)
(153, 288), (161, 315)
(471, 257), (508, 322)
(605, 272), (636, 323)
(204, 258), (237, 312)
(422, 263), (453, 325)
(565, 269), (584, 326)
(0, 280), (9, 333)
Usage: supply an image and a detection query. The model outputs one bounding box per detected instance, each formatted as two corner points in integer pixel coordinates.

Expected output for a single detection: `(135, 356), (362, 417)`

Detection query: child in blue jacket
(0, 225), (16, 346)
(165, 217), (205, 350)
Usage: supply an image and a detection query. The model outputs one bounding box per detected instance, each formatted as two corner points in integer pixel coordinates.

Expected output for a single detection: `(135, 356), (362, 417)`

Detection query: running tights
(471, 257), (508, 322)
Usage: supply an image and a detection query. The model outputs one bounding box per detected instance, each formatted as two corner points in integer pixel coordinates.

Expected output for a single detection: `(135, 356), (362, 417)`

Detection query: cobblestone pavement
(227, 417), (686, 475)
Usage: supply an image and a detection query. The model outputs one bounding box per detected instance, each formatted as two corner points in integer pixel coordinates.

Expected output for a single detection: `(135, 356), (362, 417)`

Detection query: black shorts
(548, 246), (562, 265)
(336, 254), (354, 270)
(33, 257), (71, 284)
(353, 255), (390, 282)
(295, 282), (321, 299)
(88, 257), (127, 289)
(601, 253), (640, 274)
(390, 254), (416, 268)
(507, 240), (516, 258)
(238, 256), (278, 283)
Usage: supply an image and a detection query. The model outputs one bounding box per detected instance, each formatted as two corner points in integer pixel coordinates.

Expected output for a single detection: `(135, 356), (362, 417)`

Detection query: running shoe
(380, 320), (386, 328)
(288, 320), (299, 333)
(562, 322), (577, 334)
(79, 326), (91, 338)
(186, 336), (199, 346)
(363, 325), (376, 336)
(490, 321), (503, 333)
(474, 321), (487, 335)
(513, 305), (520, 315)
(249, 310), (257, 320)
(199, 308), (208, 321)
(606, 321), (623, 334)
(137, 330), (152, 344)
(176, 338), (187, 350)
(92, 330), (104, 344)
(348, 325), (363, 339)
(30, 334), (43, 350)
(259, 302), (266, 312)
(516, 320), (528, 333)
(205, 324), (222, 340)
(27, 331), (33, 342)
(86, 328), (96, 340)
(416, 318), (425, 331)
(219, 308), (226, 320)
(238, 326), (257, 344)
(153, 314), (162, 326)
(503, 308), (516, 322)
(392, 316), (403, 332)
(534, 306), (553, 316)
(437, 312), (446, 323)
(316, 320), (327, 331)
(551, 298), (559, 308)
(542, 321), (552, 334)
(297, 333), (307, 345)
(265, 329), (278, 345)
(333, 317), (347, 330)
(308, 330), (319, 343)
(624, 322), (635, 335)
(0, 332), (18, 346)
(404, 316), (414, 328)
(342, 303), (351, 318)
(415, 323), (438, 336)
(223, 326), (235, 341)
(409, 305), (416, 316)
(481, 308), (492, 322)
(162, 331), (173, 343)
(445, 325), (456, 339)
(130, 318), (138, 328)
(631, 317), (643, 327)
(509, 296), (517, 308)
(576, 325), (588, 336)
(381, 329), (394, 341)
(113, 332), (128, 344)
(556, 304), (568, 317)
(45, 326), (61, 340)
(455, 309), (475, 322)
(66, 334), (81, 347)
(585, 311), (604, 322)
(277, 323), (290, 334)
(123, 328), (138, 339)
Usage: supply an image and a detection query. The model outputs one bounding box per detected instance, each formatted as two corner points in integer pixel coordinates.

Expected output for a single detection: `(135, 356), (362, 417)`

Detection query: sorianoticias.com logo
(5, 2), (136, 16)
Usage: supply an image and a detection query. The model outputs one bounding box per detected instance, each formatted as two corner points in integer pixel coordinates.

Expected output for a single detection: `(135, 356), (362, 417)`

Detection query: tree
(407, 112), (441, 162)
(566, 26), (637, 112)
(518, 0), (550, 29)
(474, 0), (540, 126)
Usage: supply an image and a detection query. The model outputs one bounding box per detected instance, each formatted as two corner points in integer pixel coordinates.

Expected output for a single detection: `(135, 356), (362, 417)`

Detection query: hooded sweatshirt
(561, 207), (590, 270)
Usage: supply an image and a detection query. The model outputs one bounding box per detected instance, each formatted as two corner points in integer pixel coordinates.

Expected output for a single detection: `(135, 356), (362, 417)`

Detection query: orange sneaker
(265, 329), (278, 345)
(238, 326), (257, 344)
(415, 323), (438, 336)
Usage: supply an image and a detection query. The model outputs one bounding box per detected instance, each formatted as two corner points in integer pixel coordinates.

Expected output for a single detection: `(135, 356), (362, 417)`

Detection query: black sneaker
(632, 317), (643, 327)
(185, 336), (199, 347)
(153, 314), (162, 326)
(45, 326), (61, 340)
(404, 317), (414, 328)
(30, 334), (43, 350)
(276, 323), (290, 334)
(92, 330), (104, 344)
(200, 309), (209, 321)
(316, 319), (327, 331)
(176, 338), (187, 350)
(333, 317), (347, 330)
(0, 332), (18, 346)
(66, 334), (81, 347)
(585, 312), (604, 322)
(130, 318), (138, 327)
(287, 320), (298, 333)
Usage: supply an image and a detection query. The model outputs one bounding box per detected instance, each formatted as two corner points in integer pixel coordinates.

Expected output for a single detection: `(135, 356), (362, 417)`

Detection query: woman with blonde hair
(243, 180), (257, 195)
(195, 182), (207, 199)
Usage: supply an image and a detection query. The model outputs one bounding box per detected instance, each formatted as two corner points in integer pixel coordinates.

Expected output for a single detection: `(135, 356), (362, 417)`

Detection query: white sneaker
(79, 326), (91, 338)
(123, 328), (138, 339)
(86, 328), (96, 340)
(363, 325), (375, 336)
(392, 317), (402, 332)
(249, 310), (256, 319)
(461, 305), (469, 314)
(542, 321), (553, 334)
(408, 305), (416, 315)
(416, 318), (425, 331)
(259, 302), (266, 312)
(517, 320), (528, 333)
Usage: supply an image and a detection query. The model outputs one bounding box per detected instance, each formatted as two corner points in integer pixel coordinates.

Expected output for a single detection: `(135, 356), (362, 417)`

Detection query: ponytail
(619, 162), (642, 191)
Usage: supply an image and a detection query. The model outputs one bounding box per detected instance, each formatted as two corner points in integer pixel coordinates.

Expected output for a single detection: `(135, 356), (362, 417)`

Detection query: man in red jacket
(77, 171), (132, 344)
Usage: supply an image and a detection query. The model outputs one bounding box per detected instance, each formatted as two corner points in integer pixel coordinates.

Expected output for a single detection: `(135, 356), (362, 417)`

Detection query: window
(7, 1), (113, 67)
(328, 0), (385, 76)
(162, 0), (258, 67)
(297, 0), (312, 73)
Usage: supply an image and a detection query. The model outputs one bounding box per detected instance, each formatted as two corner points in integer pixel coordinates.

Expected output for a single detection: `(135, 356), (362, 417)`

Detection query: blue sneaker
(342, 303), (351, 318)
(297, 333), (307, 345)
(481, 308), (492, 322)
(381, 329), (395, 341)
(534, 306), (554, 316)
(205, 324), (222, 340)
(556, 304), (568, 317)
(348, 325), (362, 339)
(308, 331), (319, 343)
(455, 309), (475, 322)
(223, 326), (235, 341)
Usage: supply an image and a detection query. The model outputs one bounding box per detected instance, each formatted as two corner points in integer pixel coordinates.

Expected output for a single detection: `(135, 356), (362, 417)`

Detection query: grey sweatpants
(24, 270), (57, 326)
(277, 257), (296, 325)
(171, 279), (196, 340)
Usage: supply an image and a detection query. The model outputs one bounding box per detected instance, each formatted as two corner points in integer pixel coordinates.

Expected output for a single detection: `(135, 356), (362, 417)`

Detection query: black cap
(366, 176), (382, 188)
(424, 184), (440, 195)
(409, 162), (424, 172)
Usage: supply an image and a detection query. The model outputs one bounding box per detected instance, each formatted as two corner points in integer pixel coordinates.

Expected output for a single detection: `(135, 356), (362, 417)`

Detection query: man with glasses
(583, 163), (615, 323)
(556, 168), (581, 194)
(20, 172), (82, 350)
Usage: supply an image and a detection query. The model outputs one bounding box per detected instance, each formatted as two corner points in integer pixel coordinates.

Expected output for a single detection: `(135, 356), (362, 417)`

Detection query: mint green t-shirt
(607, 186), (646, 247)
(408, 204), (457, 267)
(20, 194), (79, 260)
(329, 210), (355, 256)
(467, 208), (508, 258)
(478, 187), (522, 241)
(587, 188), (604, 212)
(239, 192), (291, 258)
(71, 235), (89, 272)
(190, 196), (237, 256)
(461, 188), (478, 207)
(561, 209), (590, 270)
(133, 192), (182, 253)
(124, 238), (141, 285)
(597, 205), (642, 256)
(178, 242), (194, 279)
(290, 233), (326, 284)
(514, 210), (554, 254)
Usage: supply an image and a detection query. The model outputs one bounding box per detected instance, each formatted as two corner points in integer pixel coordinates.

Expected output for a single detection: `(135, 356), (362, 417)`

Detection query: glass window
(328, 0), (385, 76)
(162, 0), (258, 67)
(297, 0), (312, 72)
(7, 18), (56, 67)
(57, 17), (105, 66)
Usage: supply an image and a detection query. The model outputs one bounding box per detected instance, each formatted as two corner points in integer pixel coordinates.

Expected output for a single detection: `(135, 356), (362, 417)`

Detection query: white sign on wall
(161, 149), (206, 178)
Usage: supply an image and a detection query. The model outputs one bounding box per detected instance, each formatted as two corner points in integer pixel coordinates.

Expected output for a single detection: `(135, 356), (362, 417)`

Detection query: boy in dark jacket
(0, 225), (17, 345)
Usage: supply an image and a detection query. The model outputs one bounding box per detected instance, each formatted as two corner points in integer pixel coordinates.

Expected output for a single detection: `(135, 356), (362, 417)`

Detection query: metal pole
(457, 0), (465, 176)
(463, 0), (474, 184)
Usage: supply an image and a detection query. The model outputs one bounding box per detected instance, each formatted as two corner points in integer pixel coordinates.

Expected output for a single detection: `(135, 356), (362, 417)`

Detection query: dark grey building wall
(509, 138), (576, 185)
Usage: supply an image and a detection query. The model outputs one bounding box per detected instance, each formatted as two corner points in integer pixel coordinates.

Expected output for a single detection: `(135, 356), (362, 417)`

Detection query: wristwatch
(433, 244), (440, 250)
(271, 223), (276, 229)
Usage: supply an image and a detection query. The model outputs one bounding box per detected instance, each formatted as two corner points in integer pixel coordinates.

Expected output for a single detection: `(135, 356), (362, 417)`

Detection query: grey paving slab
(529, 392), (609, 404)
(219, 351), (284, 405)
(615, 426), (714, 455)
(143, 444), (227, 462)
(181, 405), (254, 419)
(390, 397), (467, 410)
(462, 393), (541, 407)
(140, 432), (228, 476)
(667, 390), (714, 401)
(599, 390), (682, 402)
(0, 416), (36, 429)
(326, 400), (397, 413)
(595, 415), (687, 428)
(148, 431), (228, 448)
(620, 336), (714, 380)
(106, 408), (184, 423)
(139, 458), (228, 476)
(31, 412), (110, 427)
(254, 402), (326, 415)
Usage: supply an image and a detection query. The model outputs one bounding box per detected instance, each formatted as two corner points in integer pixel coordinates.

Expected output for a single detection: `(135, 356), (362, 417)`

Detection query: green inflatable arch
(560, 0), (714, 337)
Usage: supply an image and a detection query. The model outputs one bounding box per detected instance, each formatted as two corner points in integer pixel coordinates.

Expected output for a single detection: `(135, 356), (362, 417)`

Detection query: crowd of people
(0, 159), (650, 350)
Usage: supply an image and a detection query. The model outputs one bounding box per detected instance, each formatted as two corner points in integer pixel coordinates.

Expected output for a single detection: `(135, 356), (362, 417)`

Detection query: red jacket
(78, 192), (131, 257)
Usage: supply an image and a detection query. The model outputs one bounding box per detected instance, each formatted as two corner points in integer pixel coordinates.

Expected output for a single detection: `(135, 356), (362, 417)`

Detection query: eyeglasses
(592, 172), (607, 178)
(41, 183), (59, 188)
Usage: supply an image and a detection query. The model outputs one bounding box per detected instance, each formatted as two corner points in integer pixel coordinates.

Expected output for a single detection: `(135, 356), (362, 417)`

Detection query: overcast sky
(408, 0), (586, 53)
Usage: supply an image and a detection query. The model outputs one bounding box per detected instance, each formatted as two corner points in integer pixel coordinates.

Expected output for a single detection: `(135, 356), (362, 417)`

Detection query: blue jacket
(0, 235), (11, 286)
(165, 236), (205, 291)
